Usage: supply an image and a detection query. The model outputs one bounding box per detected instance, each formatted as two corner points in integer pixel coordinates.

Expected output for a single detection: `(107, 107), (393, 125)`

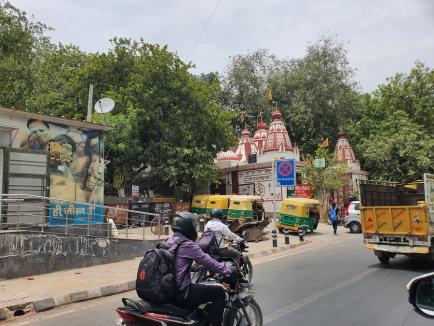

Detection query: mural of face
(25, 119), (51, 150)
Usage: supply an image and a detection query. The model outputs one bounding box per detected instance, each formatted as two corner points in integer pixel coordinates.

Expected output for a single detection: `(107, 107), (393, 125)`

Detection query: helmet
(172, 212), (199, 241)
(210, 208), (224, 220)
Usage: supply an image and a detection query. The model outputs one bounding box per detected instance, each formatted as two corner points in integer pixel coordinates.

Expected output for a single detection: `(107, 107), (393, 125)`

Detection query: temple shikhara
(214, 109), (367, 215)
(333, 131), (368, 208)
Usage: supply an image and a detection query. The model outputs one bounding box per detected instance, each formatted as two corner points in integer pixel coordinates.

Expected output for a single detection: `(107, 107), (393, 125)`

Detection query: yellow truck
(360, 174), (434, 264)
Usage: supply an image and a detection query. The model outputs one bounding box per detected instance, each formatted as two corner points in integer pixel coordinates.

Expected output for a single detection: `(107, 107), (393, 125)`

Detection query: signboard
(295, 184), (312, 198)
(424, 174), (434, 222)
(276, 159), (296, 186)
(238, 184), (255, 196)
(287, 186), (295, 197)
(314, 158), (326, 168)
(132, 185), (139, 197)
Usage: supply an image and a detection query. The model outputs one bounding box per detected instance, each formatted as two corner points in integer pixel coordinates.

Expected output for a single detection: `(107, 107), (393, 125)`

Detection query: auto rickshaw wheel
(278, 227), (285, 234)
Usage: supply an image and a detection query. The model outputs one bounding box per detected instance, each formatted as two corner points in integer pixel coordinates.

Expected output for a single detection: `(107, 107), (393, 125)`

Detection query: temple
(214, 110), (367, 215)
(332, 131), (368, 208)
(215, 110), (301, 213)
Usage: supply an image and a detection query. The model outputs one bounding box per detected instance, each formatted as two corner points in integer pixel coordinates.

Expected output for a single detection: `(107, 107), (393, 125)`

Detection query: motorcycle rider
(167, 212), (236, 326)
(204, 208), (243, 262)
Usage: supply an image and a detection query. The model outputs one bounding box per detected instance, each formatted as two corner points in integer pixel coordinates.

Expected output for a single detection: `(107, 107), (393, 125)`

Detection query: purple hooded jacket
(166, 232), (232, 292)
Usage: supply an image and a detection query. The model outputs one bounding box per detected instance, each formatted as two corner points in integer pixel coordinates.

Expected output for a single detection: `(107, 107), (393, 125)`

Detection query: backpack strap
(167, 237), (187, 254)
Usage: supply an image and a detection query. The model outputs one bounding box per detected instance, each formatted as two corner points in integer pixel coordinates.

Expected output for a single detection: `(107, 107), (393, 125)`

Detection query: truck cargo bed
(361, 206), (429, 235)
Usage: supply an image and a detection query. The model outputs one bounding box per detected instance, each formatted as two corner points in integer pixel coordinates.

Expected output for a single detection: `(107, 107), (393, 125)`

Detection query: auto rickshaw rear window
(210, 201), (216, 204)
(286, 205), (296, 211)
(233, 201), (241, 205)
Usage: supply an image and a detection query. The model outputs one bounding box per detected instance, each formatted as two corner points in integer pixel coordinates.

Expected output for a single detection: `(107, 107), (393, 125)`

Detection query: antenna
(94, 98), (115, 114)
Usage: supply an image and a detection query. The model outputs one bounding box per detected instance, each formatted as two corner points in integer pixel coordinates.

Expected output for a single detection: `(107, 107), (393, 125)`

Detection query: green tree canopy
(89, 39), (236, 195)
(222, 36), (362, 153)
(0, 1), (50, 108)
(349, 62), (434, 182)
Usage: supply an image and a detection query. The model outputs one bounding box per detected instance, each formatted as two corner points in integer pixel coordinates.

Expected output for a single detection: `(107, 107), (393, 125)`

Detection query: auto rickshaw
(227, 195), (264, 222)
(277, 198), (321, 233)
(191, 194), (210, 215)
(205, 195), (231, 217)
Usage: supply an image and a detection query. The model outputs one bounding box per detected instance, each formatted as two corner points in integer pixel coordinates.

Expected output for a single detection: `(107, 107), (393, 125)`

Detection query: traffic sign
(276, 159), (296, 186)
(314, 158), (326, 168)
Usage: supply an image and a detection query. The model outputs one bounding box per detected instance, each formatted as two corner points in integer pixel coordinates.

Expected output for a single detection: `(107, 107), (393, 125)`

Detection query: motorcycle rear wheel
(223, 298), (263, 326)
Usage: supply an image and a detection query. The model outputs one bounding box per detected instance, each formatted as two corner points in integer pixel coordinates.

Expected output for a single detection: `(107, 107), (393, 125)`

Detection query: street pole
(272, 159), (277, 248)
(86, 84), (94, 122)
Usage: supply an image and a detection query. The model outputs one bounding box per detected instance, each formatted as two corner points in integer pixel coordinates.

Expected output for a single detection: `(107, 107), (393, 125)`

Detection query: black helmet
(210, 208), (224, 220)
(172, 212), (199, 241)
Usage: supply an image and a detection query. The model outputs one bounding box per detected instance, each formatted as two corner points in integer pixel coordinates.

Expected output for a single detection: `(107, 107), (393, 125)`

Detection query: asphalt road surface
(7, 229), (434, 326)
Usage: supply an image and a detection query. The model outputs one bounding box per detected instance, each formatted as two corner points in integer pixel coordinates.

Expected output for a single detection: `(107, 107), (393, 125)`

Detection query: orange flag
(320, 138), (329, 148)
(266, 89), (273, 101)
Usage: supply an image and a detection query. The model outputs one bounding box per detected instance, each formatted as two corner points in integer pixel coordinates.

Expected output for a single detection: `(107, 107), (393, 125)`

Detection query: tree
(271, 36), (362, 153)
(221, 36), (362, 154)
(221, 49), (279, 131)
(0, 1), (50, 108)
(27, 43), (89, 118)
(301, 147), (347, 220)
(91, 39), (236, 196)
(349, 62), (434, 182)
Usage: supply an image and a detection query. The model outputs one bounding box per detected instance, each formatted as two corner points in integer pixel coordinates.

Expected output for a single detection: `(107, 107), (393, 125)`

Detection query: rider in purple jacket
(168, 212), (235, 326)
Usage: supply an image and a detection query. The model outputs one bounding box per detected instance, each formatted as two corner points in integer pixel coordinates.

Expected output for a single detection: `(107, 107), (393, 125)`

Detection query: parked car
(344, 200), (361, 233)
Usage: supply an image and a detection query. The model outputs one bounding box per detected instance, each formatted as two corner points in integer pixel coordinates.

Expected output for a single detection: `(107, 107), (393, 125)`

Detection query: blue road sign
(276, 159), (296, 186)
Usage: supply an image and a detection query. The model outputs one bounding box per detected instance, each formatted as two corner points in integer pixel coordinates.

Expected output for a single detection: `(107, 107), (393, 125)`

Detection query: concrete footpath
(0, 226), (313, 321)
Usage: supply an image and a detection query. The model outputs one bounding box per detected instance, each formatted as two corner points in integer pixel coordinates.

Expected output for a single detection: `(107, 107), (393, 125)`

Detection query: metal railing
(0, 193), (172, 240)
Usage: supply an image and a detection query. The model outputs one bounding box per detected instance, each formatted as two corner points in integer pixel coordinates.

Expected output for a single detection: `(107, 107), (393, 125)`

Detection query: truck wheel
(349, 222), (361, 233)
(378, 255), (390, 264)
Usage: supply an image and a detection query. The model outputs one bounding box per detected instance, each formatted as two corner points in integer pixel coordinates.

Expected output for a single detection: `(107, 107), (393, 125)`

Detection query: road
(7, 228), (434, 326)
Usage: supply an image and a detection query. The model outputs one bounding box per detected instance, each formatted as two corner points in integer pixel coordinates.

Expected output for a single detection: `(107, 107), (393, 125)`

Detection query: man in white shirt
(204, 208), (243, 261)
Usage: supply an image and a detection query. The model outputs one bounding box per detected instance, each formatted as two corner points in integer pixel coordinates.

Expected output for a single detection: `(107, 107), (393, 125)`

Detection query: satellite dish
(94, 98), (115, 114)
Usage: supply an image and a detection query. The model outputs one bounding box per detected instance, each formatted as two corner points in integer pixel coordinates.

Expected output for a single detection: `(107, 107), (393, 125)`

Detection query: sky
(12, 0), (434, 91)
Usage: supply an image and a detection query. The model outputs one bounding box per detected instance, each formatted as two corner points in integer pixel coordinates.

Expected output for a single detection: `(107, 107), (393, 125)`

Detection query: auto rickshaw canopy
(279, 198), (320, 217)
(191, 194), (210, 213)
(206, 195), (232, 213)
(227, 195), (263, 222)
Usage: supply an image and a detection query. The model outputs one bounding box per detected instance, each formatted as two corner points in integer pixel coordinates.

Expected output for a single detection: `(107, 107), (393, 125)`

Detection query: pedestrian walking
(329, 203), (339, 235)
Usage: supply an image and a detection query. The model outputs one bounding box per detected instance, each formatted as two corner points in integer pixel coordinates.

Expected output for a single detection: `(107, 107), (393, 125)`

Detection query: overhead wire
(187, 0), (222, 60)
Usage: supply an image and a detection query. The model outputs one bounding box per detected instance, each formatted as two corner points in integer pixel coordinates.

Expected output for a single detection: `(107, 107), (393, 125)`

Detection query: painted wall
(2, 113), (104, 225)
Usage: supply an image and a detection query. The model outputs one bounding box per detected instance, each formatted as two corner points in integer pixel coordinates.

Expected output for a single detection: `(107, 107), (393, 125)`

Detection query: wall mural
(14, 119), (104, 225)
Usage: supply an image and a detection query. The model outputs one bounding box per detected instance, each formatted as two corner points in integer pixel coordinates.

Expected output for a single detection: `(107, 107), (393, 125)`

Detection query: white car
(344, 201), (361, 233)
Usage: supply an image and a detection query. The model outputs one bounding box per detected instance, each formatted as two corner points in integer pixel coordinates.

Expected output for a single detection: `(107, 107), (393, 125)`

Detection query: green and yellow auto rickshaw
(227, 195), (264, 222)
(277, 198), (320, 233)
(191, 194), (210, 215)
(205, 195), (231, 218)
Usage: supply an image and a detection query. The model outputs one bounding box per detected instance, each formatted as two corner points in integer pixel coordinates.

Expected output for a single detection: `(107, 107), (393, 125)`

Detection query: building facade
(0, 107), (107, 225)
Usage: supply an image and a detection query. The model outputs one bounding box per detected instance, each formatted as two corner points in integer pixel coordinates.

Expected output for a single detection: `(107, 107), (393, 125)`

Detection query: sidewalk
(0, 224), (313, 320)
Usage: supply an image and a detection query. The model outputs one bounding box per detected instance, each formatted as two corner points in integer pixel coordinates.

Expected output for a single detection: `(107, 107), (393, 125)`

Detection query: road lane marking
(264, 269), (377, 324)
(253, 238), (347, 265)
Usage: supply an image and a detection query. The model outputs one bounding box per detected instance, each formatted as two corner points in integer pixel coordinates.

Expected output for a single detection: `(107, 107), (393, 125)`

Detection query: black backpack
(136, 238), (186, 303)
(198, 230), (221, 255)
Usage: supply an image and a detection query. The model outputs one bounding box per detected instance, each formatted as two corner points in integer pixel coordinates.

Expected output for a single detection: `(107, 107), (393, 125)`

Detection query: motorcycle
(193, 241), (253, 284)
(116, 266), (263, 326)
